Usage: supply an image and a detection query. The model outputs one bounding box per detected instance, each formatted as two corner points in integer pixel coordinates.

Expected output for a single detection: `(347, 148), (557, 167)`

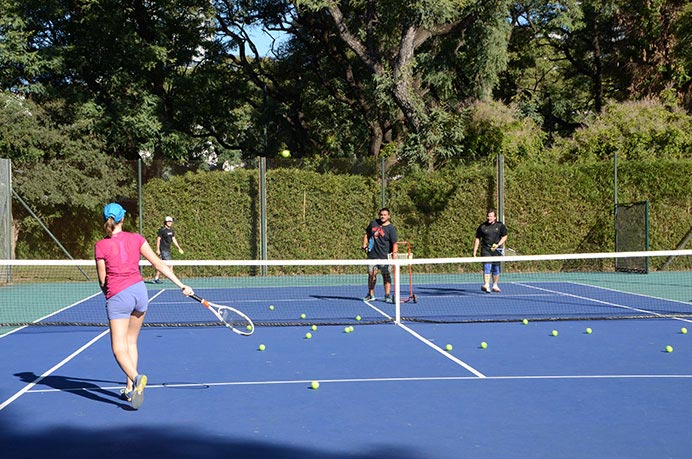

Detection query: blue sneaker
(130, 374), (148, 409)
(153, 279), (163, 284)
(363, 294), (376, 301)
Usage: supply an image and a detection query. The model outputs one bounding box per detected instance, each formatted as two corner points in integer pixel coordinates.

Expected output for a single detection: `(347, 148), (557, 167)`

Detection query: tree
(292, 0), (511, 164)
(499, 0), (691, 141)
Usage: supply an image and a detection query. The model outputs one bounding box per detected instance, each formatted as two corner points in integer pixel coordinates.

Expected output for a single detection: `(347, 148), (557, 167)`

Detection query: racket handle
(191, 294), (209, 307)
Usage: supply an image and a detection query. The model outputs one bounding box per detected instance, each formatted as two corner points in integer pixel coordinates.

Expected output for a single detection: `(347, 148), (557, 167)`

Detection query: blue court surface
(2, 280), (692, 458)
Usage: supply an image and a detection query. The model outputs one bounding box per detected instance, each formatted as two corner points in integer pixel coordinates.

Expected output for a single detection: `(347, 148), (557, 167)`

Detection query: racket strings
(219, 308), (252, 329)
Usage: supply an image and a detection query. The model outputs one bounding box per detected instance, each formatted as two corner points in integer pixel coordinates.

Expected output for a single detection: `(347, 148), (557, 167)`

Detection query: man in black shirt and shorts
(473, 208), (508, 293)
(153, 216), (184, 284)
(362, 208), (398, 302)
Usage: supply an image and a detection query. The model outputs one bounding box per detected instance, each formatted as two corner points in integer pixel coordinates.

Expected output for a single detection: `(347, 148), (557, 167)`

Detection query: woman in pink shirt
(95, 202), (193, 409)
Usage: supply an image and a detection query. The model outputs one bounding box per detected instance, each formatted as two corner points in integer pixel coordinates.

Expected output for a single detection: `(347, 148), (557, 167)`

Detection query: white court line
(567, 280), (692, 306)
(0, 329), (110, 411)
(396, 322), (486, 378)
(516, 282), (692, 323)
(1, 287), (168, 339)
(0, 291), (103, 338)
(361, 298), (396, 320)
(24, 372), (692, 395)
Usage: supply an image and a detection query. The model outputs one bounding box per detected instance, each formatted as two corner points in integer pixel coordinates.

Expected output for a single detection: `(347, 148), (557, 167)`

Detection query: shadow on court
(14, 372), (130, 409)
(0, 420), (420, 459)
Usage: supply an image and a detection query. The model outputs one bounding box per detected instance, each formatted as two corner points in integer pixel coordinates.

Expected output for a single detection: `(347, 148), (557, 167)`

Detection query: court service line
(516, 282), (692, 322)
(0, 329), (110, 412)
(25, 372), (692, 395)
(362, 299), (397, 320)
(396, 322), (486, 378)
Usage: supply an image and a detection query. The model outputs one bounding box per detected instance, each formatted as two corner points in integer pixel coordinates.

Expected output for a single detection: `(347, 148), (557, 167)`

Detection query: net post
(393, 255), (401, 324)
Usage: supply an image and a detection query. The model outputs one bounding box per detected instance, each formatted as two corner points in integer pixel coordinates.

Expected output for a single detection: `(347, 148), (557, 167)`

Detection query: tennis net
(1, 249), (692, 329)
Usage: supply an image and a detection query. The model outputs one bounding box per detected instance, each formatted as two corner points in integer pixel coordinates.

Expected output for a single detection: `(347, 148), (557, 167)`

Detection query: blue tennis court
(2, 272), (692, 458)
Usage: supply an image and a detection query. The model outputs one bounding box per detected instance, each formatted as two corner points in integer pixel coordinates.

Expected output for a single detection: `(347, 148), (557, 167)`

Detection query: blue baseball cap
(103, 202), (126, 223)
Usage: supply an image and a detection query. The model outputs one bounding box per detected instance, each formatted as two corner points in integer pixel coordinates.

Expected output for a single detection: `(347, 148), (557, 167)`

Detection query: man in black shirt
(472, 209), (508, 293)
(362, 208), (398, 302)
(153, 216), (184, 284)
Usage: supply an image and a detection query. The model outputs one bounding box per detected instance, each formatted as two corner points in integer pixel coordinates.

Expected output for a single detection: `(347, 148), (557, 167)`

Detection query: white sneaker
(481, 285), (491, 293)
(492, 285), (501, 292)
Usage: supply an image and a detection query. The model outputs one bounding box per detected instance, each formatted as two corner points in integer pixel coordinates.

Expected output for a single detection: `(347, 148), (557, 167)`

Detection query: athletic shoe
(492, 285), (501, 292)
(384, 295), (393, 303)
(119, 388), (132, 402)
(481, 285), (491, 293)
(363, 294), (376, 301)
(130, 374), (148, 410)
(153, 279), (163, 284)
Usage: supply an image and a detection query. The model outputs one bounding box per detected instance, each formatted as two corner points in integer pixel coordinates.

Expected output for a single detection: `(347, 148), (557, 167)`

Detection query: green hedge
(14, 160), (692, 266)
(137, 160), (692, 262)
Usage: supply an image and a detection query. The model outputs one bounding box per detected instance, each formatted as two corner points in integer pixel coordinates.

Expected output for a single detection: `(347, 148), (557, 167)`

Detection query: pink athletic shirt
(94, 231), (146, 299)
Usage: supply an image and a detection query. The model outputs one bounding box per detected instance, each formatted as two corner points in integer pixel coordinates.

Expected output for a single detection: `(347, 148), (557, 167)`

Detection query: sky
(247, 27), (288, 56)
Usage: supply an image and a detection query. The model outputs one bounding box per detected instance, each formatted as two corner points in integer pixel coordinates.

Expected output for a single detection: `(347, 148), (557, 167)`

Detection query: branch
(325, 1), (382, 74)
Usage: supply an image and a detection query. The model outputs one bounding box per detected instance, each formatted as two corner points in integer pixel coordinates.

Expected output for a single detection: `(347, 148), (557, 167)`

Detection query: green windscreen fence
(615, 201), (649, 273)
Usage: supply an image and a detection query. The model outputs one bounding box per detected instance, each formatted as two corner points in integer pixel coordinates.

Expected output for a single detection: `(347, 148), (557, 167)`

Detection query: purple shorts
(106, 281), (149, 320)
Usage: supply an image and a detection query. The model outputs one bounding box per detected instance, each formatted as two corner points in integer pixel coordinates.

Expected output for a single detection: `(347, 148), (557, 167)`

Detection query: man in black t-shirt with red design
(362, 208), (398, 302)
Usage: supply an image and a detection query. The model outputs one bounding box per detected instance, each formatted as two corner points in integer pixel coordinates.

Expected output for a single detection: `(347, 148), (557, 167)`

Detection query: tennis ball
(300, 313), (307, 319)
(305, 332), (312, 339)
(355, 315), (362, 321)
(311, 324), (317, 331)
(445, 344), (453, 352)
(344, 326), (351, 333)
(258, 344), (266, 351)
(666, 345), (674, 353)
(246, 324), (253, 331)
(311, 381), (320, 389)
(551, 330), (558, 337)
(348, 326), (354, 332)
(585, 327), (593, 334)
(480, 341), (488, 349)
(681, 327), (688, 335)
(522, 319), (529, 325)
(280, 149), (291, 158)
(269, 305), (274, 310)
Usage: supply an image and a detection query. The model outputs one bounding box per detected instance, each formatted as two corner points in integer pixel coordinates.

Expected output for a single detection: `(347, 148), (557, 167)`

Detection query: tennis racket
(191, 294), (254, 336)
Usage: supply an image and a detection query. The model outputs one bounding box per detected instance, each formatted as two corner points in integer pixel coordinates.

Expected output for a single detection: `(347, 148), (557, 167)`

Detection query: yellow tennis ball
(445, 344), (453, 351)
(311, 324), (317, 331)
(258, 344), (266, 351)
(551, 330), (558, 337)
(480, 341), (488, 349)
(355, 315), (362, 321)
(522, 319), (528, 325)
(681, 327), (688, 335)
(246, 324), (252, 331)
(300, 313), (306, 319)
(305, 332), (312, 339)
(280, 149), (291, 158)
(344, 326), (351, 333)
(311, 381), (320, 389)
(269, 305), (274, 310)
(665, 345), (674, 353)
(585, 327), (593, 334)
